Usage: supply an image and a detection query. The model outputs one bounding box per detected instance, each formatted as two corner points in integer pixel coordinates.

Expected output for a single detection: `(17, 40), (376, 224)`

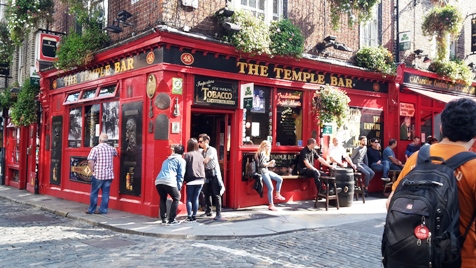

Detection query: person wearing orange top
(386, 98), (476, 267)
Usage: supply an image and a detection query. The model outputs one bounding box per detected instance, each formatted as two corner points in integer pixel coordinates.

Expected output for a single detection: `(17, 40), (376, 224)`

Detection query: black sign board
(50, 116), (63, 185)
(403, 72), (475, 96)
(120, 101), (143, 196)
(472, 18), (476, 53)
(194, 75), (238, 108)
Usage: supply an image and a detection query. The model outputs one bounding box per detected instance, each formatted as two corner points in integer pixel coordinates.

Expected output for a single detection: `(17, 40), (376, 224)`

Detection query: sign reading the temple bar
(36, 33), (60, 62)
(403, 72), (476, 95)
(194, 75), (238, 107)
(472, 18), (476, 53)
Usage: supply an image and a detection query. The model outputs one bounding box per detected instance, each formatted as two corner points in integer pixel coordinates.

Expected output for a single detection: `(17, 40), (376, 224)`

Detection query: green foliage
(5, 0), (54, 45)
(422, 5), (463, 60)
(0, 21), (15, 64)
(226, 9), (271, 56)
(355, 46), (396, 74)
(313, 85), (351, 127)
(329, 0), (380, 30)
(0, 87), (15, 110)
(55, 1), (110, 69)
(10, 80), (39, 127)
(269, 19), (304, 57)
(428, 59), (474, 86)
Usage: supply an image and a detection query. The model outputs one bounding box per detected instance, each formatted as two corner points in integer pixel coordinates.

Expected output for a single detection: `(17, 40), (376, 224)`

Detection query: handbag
(205, 168), (216, 178)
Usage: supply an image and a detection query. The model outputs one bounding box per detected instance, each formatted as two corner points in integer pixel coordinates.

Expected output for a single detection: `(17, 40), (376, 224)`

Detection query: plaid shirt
(88, 143), (118, 180)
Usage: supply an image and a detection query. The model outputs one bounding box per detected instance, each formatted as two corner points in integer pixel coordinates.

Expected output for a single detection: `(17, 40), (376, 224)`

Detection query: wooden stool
(314, 176), (339, 211)
(383, 170), (401, 195)
(354, 172), (365, 203)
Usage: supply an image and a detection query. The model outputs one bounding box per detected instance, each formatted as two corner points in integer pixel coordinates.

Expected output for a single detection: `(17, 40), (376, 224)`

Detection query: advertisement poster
(102, 101), (119, 146)
(120, 102), (143, 196)
(70, 156), (92, 183)
(50, 116), (63, 185)
(68, 108), (82, 148)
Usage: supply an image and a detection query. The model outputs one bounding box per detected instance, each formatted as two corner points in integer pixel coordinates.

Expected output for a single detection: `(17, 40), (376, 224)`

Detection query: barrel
(332, 167), (354, 207)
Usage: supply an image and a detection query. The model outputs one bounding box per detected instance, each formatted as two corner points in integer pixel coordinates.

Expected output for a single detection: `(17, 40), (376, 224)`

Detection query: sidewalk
(0, 185), (388, 240)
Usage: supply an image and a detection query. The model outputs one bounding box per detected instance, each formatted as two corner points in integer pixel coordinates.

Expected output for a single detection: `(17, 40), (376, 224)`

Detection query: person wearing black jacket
(367, 138), (390, 181)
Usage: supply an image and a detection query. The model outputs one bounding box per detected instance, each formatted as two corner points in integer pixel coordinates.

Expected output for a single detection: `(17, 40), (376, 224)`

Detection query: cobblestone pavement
(0, 199), (385, 268)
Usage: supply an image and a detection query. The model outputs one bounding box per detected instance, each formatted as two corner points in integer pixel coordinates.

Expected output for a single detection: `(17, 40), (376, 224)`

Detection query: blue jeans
(357, 164), (375, 187)
(261, 171), (283, 205)
(370, 160), (390, 178)
(186, 184), (203, 217)
(87, 176), (112, 214)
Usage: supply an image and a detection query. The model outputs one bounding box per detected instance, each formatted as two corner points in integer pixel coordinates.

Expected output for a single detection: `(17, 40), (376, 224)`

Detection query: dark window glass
(81, 89), (96, 100)
(68, 107), (83, 148)
(276, 89), (302, 146)
(243, 86), (271, 145)
(84, 104), (100, 147)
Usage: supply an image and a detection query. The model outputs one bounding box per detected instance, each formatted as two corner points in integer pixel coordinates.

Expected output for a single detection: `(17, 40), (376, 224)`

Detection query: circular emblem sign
(146, 52), (155, 65)
(181, 53), (194, 65)
(373, 83), (381, 92)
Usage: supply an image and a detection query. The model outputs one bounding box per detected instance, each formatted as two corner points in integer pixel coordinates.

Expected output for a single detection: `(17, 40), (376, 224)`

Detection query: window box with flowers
(429, 59), (474, 86)
(355, 46), (396, 75)
(269, 19), (304, 58)
(312, 85), (351, 128)
(5, 0), (54, 45)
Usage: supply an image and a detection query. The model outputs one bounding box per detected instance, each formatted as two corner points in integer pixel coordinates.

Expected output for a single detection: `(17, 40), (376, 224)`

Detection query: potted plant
(328, 0), (380, 30)
(269, 19), (304, 58)
(312, 85), (350, 128)
(429, 59), (474, 86)
(10, 80), (39, 127)
(355, 46), (396, 74)
(421, 5), (463, 60)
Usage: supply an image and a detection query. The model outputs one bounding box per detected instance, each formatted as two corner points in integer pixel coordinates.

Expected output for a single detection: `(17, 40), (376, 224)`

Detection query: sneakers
(381, 177), (391, 182)
(274, 195), (285, 201)
(187, 216), (197, 222)
(201, 211), (212, 217)
(168, 220), (181, 225)
(214, 215), (222, 221)
(268, 205), (278, 211)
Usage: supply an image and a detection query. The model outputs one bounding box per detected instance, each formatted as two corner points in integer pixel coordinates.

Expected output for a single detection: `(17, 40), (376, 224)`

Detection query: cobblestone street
(0, 199), (385, 268)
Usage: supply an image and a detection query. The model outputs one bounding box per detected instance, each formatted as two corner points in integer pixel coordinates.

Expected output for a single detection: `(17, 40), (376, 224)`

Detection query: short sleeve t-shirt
(392, 144), (476, 267)
(297, 147), (318, 174)
(328, 144), (346, 162)
(382, 147), (395, 162)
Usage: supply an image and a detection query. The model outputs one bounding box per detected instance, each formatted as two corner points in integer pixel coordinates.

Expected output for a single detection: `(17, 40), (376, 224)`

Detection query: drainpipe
(34, 99), (40, 194)
(395, 0), (400, 64)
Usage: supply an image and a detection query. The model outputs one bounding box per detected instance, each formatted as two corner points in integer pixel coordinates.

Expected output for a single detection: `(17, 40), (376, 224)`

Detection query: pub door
(190, 111), (233, 207)
(25, 124), (38, 193)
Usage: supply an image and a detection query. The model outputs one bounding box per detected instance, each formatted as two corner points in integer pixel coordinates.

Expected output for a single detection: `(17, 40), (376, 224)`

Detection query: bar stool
(383, 170), (401, 195)
(354, 172), (365, 203)
(314, 176), (339, 211)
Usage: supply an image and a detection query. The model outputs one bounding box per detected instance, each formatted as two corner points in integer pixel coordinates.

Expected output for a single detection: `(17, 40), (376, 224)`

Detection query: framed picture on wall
(400, 116), (415, 140)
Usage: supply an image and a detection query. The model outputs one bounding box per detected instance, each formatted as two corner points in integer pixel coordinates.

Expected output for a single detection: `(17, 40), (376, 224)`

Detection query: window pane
(98, 85), (116, 97)
(259, 0), (265, 10)
(243, 86), (271, 145)
(276, 89), (302, 146)
(68, 107), (83, 148)
(81, 89), (96, 100)
(84, 104), (100, 147)
(420, 110), (432, 142)
(102, 101), (119, 142)
(273, 0), (278, 13)
(65, 92), (80, 103)
(241, 0), (247, 5)
(249, 0), (256, 8)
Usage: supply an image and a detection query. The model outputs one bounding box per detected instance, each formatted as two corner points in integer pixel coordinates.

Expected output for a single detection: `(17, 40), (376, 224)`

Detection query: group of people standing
(154, 134), (225, 225)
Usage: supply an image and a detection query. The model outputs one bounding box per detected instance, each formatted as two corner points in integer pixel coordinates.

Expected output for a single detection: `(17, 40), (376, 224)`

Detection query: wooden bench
(281, 175), (309, 180)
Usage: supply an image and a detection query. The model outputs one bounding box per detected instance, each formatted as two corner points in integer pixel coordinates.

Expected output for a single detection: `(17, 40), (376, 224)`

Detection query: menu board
(276, 89), (302, 146)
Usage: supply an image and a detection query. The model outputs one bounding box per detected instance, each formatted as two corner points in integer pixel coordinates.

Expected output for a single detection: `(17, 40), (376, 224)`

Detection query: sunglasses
(198, 140), (204, 143)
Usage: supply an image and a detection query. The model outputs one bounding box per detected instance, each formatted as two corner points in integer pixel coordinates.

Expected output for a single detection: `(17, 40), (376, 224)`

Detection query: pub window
(276, 89), (302, 146)
(98, 84), (118, 98)
(101, 101), (119, 144)
(420, 110), (432, 142)
(243, 86), (271, 145)
(360, 4), (379, 47)
(68, 107), (83, 148)
(65, 92), (80, 103)
(83, 104), (100, 147)
(231, 0), (284, 23)
(81, 89), (97, 100)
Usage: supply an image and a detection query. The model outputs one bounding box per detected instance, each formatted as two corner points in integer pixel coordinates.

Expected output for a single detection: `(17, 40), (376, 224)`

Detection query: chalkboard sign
(242, 152), (298, 181)
(276, 89), (302, 146)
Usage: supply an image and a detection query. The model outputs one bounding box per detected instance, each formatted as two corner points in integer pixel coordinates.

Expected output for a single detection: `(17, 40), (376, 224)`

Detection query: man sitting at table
(367, 138), (391, 182)
(297, 138), (340, 195)
(328, 137), (357, 170)
(382, 139), (404, 179)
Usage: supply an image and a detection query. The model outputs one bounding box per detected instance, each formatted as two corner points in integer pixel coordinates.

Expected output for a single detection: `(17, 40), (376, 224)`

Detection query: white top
(328, 144), (346, 163)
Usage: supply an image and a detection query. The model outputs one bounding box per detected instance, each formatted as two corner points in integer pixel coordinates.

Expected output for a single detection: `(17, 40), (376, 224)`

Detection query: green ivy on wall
(10, 80), (39, 127)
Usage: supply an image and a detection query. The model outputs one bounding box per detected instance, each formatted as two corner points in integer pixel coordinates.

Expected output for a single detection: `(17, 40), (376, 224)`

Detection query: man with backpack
(383, 98), (476, 268)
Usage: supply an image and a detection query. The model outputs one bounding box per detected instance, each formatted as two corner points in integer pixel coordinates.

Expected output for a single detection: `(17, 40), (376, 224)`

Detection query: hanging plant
(421, 5), (463, 60)
(269, 19), (305, 58)
(312, 85), (350, 127)
(224, 9), (271, 56)
(0, 21), (15, 64)
(355, 46), (396, 74)
(329, 0), (380, 30)
(5, 0), (55, 45)
(10, 79), (39, 127)
(0, 87), (15, 110)
(428, 59), (473, 86)
(55, 2), (110, 69)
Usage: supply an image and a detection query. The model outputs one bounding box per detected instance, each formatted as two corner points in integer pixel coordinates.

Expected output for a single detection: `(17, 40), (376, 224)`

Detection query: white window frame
(230, 0), (283, 24)
(359, 5), (379, 47)
(0, 0), (6, 21)
(88, 0), (108, 28)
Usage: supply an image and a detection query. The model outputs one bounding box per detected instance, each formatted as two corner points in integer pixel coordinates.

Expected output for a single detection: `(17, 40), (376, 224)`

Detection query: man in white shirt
(328, 137), (357, 170)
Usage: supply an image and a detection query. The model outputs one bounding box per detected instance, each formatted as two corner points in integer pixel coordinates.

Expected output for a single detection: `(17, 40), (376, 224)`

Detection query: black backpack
(382, 145), (476, 268)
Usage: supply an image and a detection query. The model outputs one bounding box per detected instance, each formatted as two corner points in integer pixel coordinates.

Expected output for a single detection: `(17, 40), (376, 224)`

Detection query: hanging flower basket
(328, 0), (380, 30)
(312, 85), (351, 127)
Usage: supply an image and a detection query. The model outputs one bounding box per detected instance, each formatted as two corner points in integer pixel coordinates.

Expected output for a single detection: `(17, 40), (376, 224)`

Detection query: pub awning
(404, 87), (476, 103)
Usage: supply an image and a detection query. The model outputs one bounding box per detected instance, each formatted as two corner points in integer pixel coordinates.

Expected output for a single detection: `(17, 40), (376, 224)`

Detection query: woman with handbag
(255, 140), (285, 211)
(183, 138), (205, 222)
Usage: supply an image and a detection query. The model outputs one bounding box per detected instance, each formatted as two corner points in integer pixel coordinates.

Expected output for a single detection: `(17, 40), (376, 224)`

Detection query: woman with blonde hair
(255, 140), (285, 211)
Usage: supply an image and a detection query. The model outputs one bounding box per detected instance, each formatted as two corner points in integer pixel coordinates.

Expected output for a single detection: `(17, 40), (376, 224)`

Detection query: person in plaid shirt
(85, 133), (118, 214)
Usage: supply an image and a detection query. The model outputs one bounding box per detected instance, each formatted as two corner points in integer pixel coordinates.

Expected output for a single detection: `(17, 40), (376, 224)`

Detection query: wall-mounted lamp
(315, 35), (352, 55)
(423, 56), (432, 63)
(414, 49), (424, 56)
(173, 97), (180, 117)
(216, 7), (241, 33)
(468, 62), (475, 72)
(413, 49), (431, 65)
(103, 10), (134, 34)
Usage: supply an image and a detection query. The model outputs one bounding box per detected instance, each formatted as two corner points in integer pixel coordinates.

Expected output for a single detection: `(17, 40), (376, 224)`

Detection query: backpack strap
(460, 210), (476, 246)
(444, 151), (476, 170)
